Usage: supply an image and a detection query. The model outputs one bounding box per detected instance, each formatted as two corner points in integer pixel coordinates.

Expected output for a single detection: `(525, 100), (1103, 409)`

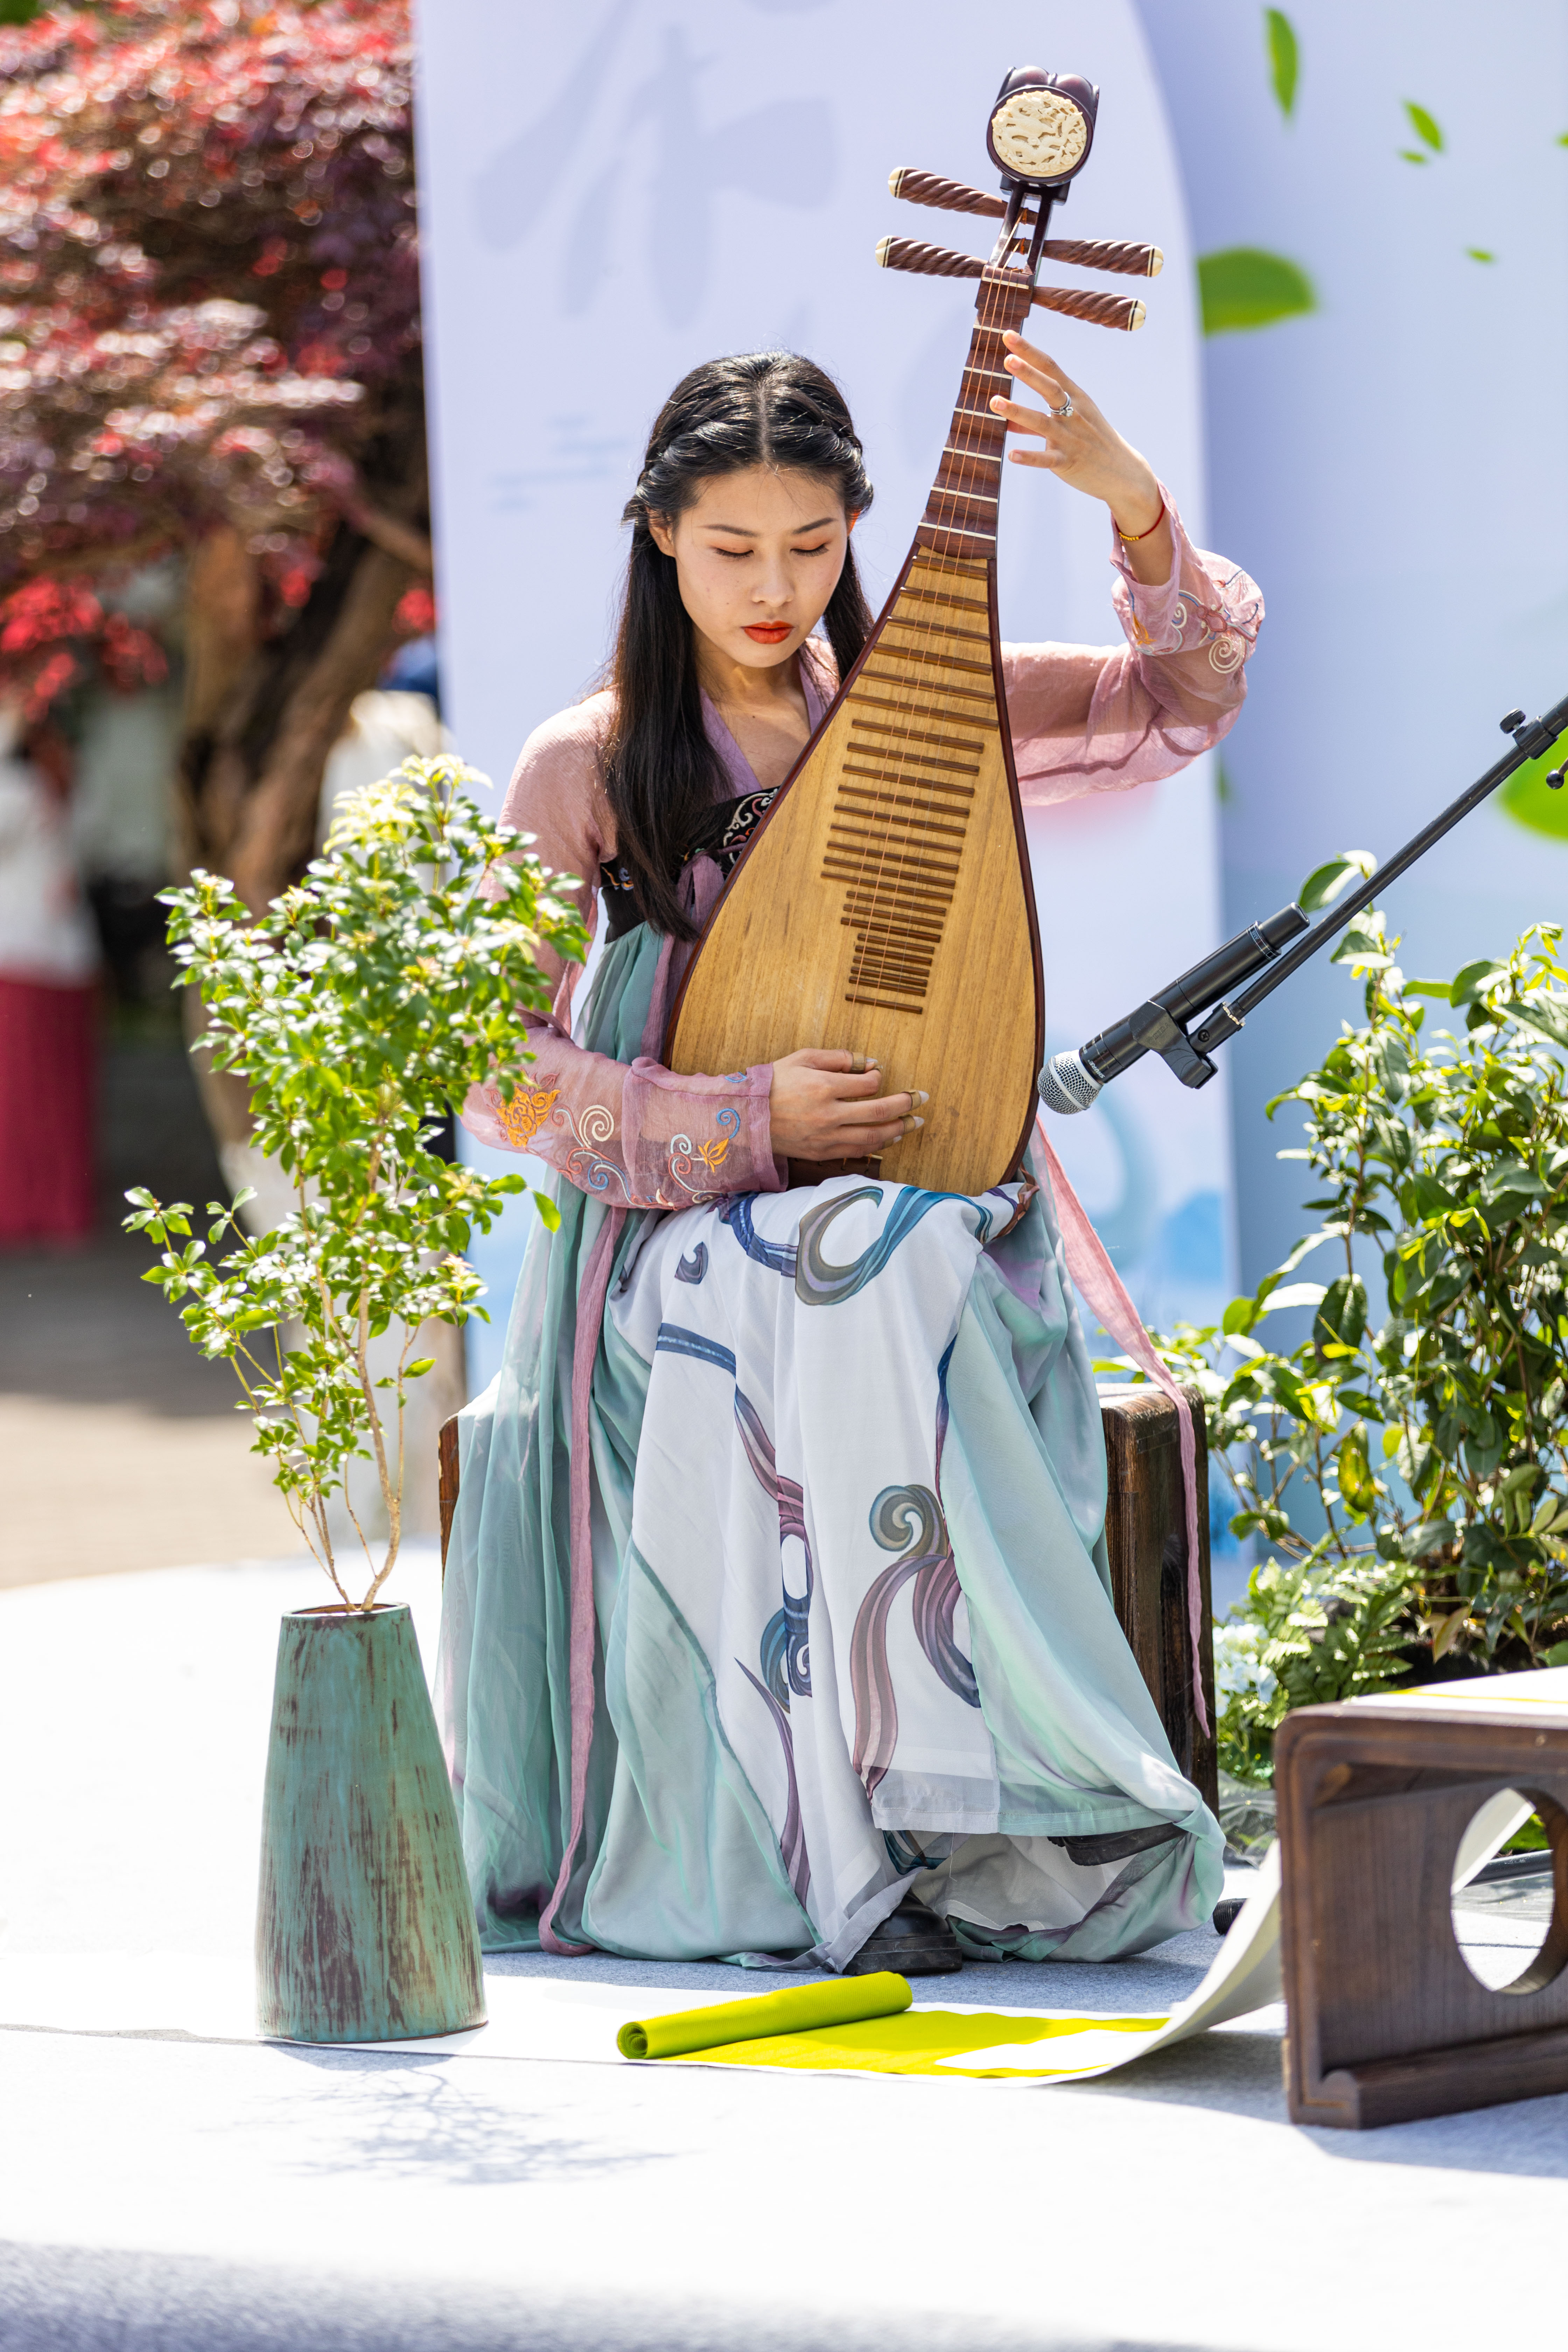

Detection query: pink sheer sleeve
(459, 699), (783, 1209)
(1001, 486), (1262, 806)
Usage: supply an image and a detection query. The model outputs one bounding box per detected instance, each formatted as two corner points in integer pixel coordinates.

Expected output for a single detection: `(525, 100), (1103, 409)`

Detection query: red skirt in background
(0, 975), (96, 1244)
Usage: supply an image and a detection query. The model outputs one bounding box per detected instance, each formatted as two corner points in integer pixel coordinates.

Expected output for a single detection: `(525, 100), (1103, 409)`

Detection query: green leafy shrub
(1118, 876), (1568, 1780)
(125, 756), (586, 1609)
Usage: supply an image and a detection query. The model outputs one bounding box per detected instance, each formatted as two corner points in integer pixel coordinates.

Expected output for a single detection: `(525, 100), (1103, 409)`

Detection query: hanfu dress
(440, 494), (1262, 1967)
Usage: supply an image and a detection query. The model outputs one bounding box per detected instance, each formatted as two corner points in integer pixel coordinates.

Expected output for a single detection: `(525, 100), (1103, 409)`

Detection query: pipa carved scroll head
(985, 66), (1099, 190)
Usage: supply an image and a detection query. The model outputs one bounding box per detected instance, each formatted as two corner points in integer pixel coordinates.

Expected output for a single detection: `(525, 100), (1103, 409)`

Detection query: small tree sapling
(126, 755), (585, 1608)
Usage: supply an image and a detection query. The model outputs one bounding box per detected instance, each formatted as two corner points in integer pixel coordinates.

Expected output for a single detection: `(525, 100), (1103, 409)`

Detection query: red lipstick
(744, 623), (792, 643)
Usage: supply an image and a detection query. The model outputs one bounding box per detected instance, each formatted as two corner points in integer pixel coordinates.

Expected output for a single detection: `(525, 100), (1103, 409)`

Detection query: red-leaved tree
(0, 0), (427, 915)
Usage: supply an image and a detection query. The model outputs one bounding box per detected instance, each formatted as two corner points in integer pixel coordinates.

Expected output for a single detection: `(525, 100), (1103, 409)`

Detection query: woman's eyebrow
(704, 517), (836, 536)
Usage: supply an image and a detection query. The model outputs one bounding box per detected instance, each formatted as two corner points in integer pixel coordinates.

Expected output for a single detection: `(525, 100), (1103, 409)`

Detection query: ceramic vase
(255, 1602), (485, 2042)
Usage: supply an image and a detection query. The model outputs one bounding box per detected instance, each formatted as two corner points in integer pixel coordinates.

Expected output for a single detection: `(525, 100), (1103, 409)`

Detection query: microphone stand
(1038, 694), (1568, 1115)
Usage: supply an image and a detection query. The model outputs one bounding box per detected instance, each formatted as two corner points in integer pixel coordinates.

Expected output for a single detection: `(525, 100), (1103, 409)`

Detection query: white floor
(3, 1555), (1566, 2351)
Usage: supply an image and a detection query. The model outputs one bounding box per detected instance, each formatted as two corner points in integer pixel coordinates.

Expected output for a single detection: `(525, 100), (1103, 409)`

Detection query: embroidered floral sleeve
(1000, 484), (1263, 804)
(463, 1043), (780, 1210)
(457, 699), (784, 1208)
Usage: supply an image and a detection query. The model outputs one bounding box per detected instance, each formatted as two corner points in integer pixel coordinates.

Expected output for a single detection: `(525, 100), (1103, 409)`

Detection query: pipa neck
(917, 267), (1034, 564)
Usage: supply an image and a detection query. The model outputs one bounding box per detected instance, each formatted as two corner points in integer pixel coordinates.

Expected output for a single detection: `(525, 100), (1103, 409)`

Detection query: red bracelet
(1116, 497), (1166, 544)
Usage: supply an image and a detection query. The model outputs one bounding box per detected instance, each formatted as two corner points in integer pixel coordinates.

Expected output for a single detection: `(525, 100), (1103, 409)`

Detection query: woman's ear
(647, 511), (677, 558)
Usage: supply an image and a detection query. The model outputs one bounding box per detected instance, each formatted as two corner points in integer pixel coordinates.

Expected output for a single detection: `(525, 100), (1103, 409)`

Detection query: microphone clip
(1093, 999), (1218, 1093)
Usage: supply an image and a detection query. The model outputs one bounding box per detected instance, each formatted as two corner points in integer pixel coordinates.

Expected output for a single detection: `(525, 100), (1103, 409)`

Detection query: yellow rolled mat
(692, 2008), (1168, 2076)
(617, 1971), (911, 2060)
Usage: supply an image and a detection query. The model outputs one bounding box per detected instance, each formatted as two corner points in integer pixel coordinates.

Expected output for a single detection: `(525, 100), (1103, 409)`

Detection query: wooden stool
(438, 1380), (1216, 1813)
(1276, 1698), (1568, 2127)
(1098, 1384), (1216, 1814)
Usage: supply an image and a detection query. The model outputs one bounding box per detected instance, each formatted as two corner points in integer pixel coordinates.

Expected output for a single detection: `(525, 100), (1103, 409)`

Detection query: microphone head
(1037, 1050), (1101, 1115)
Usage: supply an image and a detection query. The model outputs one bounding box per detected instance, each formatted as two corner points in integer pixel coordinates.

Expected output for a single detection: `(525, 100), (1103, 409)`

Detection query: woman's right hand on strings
(767, 1049), (925, 1160)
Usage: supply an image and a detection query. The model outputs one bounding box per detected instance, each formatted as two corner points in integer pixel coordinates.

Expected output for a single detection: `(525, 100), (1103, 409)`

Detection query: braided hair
(603, 352), (875, 941)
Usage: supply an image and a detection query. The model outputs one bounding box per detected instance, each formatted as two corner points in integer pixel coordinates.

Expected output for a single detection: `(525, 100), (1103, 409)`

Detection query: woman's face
(649, 465), (851, 674)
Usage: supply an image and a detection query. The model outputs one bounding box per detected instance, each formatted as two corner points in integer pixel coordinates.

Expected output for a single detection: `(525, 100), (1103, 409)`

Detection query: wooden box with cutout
(1275, 1699), (1568, 2128)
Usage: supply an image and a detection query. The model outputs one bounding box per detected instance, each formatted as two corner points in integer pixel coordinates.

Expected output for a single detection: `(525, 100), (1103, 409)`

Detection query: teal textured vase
(255, 1603), (486, 2042)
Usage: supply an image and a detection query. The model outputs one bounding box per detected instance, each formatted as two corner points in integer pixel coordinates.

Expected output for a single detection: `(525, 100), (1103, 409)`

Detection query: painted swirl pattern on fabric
(718, 1193), (797, 1276)
(849, 1338), (979, 1799)
(655, 1321), (812, 1902)
(720, 1182), (995, 1306)
(735, 1662), (809, 1905)
(733, 1389), (813, 1703)
(796, 1185), (994, 1306)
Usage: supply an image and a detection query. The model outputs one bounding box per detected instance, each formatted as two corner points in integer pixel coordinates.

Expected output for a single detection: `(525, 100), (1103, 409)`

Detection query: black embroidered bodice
(598, 786), (780, 943)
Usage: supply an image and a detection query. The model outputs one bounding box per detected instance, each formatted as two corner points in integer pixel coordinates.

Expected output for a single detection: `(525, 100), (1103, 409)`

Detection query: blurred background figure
(0, 696), (99, 1244)
(316, 632), (447, 847)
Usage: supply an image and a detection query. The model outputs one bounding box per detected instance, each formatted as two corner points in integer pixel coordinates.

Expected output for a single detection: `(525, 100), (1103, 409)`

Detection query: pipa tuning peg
(1046, 237), (1163, 280)
(889, 167), (1008, 221)
(887, 176), (1162, 279)
(1036, 284), (1146, 332)
(875, 236), (1146, 330)
(875, 235), (983, 284)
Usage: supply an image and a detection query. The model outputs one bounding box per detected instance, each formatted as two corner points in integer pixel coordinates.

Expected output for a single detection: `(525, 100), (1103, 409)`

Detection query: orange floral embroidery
(492, 1083), (560, 1150)
(692, 1136), (732, 1173)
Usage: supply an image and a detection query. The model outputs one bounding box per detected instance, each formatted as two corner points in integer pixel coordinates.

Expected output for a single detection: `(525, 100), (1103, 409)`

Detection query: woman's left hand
(991, 329), (1172, 584)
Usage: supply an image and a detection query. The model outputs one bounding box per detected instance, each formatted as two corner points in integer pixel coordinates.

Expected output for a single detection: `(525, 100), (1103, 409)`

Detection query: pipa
(665, 65), (1163, 1196)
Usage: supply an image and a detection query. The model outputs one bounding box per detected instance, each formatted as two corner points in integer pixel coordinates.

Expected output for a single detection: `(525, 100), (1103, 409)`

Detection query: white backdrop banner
(413, 0), (1238, 1389)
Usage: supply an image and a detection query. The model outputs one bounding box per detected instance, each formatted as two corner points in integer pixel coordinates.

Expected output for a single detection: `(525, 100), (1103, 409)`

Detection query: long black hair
(603, 351), (875, 941)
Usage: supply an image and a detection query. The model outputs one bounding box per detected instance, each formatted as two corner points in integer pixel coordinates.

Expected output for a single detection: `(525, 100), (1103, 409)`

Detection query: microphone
(1038, 1047), (1103, 1115)
(1037, 904), (1308, 1115)
(1039, 692), (1568, 1115)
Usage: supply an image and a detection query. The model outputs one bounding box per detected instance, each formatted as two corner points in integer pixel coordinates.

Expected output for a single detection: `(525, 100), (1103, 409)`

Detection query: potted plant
(127, 756), (585, 2040)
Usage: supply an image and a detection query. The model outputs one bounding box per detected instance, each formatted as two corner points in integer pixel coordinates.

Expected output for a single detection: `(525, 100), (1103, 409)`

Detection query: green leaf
(1466, 248), (1496, 264)
(1480, 1161), (1548, 1209)
(1450, 958), (1505, 1006)
(1261, 1280), (1329, 1315)
(1314, 1274), (1368, 1356)
(1337, 1423), (1378, 1518)
(1407, 1171), (1459, 1218)
(1197, 248), (1317, 336)
(1503, 993), (1568, 1053)
(1298, 851), (1375, 912)
(1264, 8), (1298, 119)
(1404, 100), (1444, 151)
(1331, 920), (1392, 970)
(404, 1356), (436, 1379)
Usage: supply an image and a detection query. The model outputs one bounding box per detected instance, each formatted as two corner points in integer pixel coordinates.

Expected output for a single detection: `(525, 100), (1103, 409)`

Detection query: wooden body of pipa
(665, 539), (1044, 1197)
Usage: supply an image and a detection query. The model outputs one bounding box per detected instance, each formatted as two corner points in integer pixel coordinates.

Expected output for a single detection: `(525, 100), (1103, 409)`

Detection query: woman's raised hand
(768, 1048), (924, 1161)
(990, 329), (1173, 585)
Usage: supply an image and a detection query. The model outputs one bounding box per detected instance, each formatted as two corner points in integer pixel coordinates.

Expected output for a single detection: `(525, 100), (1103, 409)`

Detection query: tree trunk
(176, 523), (417, 1148)
(174, 384), (429, 1143)
(180, 533), (416, 916)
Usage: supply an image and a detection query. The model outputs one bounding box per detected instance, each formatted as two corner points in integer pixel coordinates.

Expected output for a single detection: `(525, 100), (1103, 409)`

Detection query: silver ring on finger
(1049, 396), (1074, 420)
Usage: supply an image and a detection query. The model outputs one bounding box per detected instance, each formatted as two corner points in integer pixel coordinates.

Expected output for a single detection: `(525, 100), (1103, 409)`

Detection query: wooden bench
(438, 1380), (1216, 1812)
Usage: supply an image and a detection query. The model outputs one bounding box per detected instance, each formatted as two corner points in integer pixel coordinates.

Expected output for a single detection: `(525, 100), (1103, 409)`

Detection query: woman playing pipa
(442, 68), (1261, 1973)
